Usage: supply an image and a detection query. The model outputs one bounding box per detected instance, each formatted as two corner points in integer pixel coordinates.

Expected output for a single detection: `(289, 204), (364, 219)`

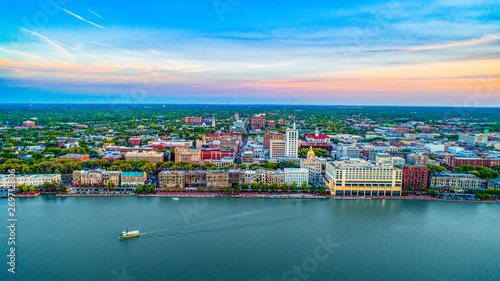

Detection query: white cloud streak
(60, 8), (104, 29)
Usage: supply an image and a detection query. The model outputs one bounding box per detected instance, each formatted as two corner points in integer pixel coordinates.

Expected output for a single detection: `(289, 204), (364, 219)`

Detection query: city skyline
(0, 0), (499, 105)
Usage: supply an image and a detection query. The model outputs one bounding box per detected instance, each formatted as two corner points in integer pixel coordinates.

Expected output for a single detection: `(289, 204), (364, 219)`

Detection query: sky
(0, 0), (499, 105)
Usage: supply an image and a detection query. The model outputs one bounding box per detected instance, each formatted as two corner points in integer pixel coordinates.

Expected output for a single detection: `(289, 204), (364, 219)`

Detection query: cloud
(91, 41), (138, 55)
(56, 42), (106, 62)
(405, 33), (500, 52)
(148, 49), (162, 55)
(0, 47), (46, 62)
(17, 27), (74, 59)
(60, 8), (104, 29)
(68, 0), (104, 19)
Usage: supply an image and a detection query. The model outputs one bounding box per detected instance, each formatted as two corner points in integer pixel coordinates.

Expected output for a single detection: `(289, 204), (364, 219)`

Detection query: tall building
(325, 159), (402, 196)
(285, 121), (299, 158)
(251, 114), (266, 130)
(300, 148), (323, 184)
(270, 139), (286, 159)
(401, 165), (429, 190)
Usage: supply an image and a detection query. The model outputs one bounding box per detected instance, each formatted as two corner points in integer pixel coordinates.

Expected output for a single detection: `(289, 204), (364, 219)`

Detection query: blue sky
(0, 0), (499, 105)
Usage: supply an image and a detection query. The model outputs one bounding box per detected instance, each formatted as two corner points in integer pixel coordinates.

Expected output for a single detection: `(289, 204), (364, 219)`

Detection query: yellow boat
(119, 228), (140, 239)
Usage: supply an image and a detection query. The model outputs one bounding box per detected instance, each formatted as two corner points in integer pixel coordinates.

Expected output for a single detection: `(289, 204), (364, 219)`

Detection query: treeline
(224, 181), (327, 195)
(0, 157), (301, 175)
(454, 165), (500, 179)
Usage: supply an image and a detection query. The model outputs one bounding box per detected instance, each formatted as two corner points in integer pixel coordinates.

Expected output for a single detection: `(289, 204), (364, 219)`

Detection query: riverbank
(4, 190), (499, 203)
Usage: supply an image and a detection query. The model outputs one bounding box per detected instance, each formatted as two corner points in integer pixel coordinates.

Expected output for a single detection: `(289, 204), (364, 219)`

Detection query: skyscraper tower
(285, 119), (298, 158)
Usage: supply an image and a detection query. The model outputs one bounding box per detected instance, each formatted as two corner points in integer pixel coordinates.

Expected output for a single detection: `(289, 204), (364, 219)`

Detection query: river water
(1, 196), (499, 280)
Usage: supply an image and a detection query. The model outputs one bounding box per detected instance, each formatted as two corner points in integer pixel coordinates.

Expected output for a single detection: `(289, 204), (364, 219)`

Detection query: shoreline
(3, 192), (495, 203)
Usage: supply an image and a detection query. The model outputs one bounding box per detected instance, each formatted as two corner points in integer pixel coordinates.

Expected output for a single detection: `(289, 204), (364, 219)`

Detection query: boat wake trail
(140, 206), (303, 238)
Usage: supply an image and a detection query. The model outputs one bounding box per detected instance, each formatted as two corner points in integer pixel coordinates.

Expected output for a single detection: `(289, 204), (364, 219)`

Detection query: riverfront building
(0, 174), (61, 188)
(284, 168), (309, 186)
(121, 171), (147, 186)
(429, 172), (482, 192)
(324, 159), (402, 196)
(73, 169), (121, 186)
(401, 165), (429, 190)
(300, 148), (323, 184)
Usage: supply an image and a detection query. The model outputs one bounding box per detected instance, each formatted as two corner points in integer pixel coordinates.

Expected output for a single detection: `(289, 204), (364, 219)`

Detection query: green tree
(281, 183), (288, 192)
(233, 186), (240, 195)
(146, 185), (156, 193)
(301, 181), (308, 192)
(108, 182), (116, 189)
(270, 182), (279, 192)
(318, 187), (326, 195)
(241, 182), (249, 190)
(251, 182), (259, 192)
(261, 182), (269, 192)
(426, 189), (439, 197)
(135, 185), (144, 194)
(141, 162), (156, 174)
(290, 182), (298, 192)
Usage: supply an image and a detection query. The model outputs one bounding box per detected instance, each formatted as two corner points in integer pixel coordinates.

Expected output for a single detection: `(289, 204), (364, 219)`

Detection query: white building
(448, 146), (465, 154)
(285, 122), (299, 158)
(391, 157), (406, 166)
(284, 168), (309, 186)
(0, 174), (61, 188)
(375, 152), (391, 164)
(425, 143), (445, 153)
(335, 145), (361, 159)
(324, 159), (402, 196)
(459, 133), (488, 145)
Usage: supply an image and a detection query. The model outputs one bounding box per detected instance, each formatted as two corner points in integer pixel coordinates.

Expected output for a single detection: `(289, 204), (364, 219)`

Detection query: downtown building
(401, 165), (429, 191)
(300, 148), (323, 184)
(251, 114), (266, 130)
(284, 168), (309, 186)
(125, 151), (164, 164)
(121, 171), (147, 186)
(0, 174), (61, 188)
(324, 159), (402, 196)
(429, 172), (482, 192)
(285, 122), (299, 158)
(72, 169), (121, 186)
(335, 145), (361, 159)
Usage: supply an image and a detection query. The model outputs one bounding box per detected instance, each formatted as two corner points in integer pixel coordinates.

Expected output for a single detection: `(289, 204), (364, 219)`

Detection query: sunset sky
(0, 0), (499, 105)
